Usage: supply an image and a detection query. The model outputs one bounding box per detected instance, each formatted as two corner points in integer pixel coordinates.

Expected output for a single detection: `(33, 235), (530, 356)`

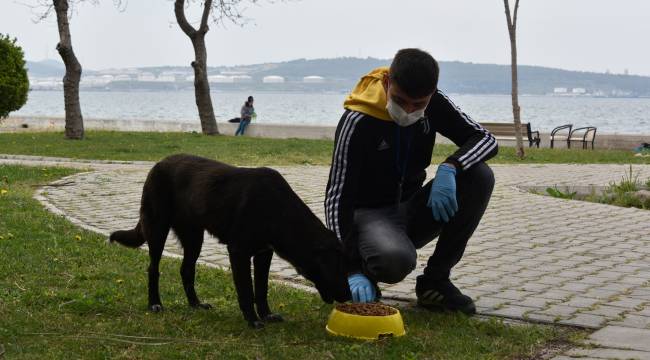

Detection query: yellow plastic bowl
(326, 305), (406, 340)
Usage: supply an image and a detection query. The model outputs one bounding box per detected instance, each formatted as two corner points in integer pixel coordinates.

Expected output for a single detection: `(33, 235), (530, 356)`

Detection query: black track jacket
(324, 89), (498, 266)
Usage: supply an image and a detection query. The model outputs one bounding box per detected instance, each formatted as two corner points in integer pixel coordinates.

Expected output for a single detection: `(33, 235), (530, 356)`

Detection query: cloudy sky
(2, 0), (650, 75)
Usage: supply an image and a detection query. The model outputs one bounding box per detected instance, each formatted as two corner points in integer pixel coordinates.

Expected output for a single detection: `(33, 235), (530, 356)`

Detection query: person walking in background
(235, 96), (255, 136)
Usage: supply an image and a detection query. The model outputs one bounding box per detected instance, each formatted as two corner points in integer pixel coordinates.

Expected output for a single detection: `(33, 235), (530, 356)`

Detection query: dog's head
(300, 239), (351, 304)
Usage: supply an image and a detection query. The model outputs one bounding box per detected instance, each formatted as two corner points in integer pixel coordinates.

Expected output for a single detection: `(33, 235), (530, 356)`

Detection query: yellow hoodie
(343, 67), (392, 122)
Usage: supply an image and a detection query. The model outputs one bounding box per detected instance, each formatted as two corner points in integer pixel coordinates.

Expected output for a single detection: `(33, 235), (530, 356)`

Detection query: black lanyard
(394, 125), (414, 205)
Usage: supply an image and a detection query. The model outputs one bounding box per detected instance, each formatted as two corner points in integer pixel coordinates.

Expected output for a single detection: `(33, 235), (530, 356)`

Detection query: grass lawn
(0, 131), (649, 165)
(0, 165), (583, 359)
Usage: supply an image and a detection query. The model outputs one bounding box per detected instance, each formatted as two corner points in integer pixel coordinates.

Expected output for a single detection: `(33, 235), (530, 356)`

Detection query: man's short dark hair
(389, 48), (439, 98)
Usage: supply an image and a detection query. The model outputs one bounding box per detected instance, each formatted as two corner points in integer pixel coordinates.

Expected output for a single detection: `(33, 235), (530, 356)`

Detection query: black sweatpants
(352, 162), (495, 288)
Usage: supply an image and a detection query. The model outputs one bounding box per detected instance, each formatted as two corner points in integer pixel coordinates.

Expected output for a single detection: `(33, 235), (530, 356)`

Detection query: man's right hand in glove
(347, 273), (376, 303)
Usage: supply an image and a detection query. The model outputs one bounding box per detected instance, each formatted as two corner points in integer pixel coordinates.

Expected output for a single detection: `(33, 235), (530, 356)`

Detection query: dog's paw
(149, 304), (164, 313)
(262, 313), (284, 323)
(191, 303), (212, 310)
(249, 320), (265, 329)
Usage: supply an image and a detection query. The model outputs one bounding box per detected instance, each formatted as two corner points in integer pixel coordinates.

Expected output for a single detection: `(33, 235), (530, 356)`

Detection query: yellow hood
(344, 67), (392, 121)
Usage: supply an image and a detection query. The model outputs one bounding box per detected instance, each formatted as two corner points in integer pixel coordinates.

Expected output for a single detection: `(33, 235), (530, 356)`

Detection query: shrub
(0, 34), (29, 119)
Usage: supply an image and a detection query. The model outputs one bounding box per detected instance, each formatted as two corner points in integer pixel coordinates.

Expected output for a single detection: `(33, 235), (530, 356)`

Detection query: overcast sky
(2, 0), (650, 75)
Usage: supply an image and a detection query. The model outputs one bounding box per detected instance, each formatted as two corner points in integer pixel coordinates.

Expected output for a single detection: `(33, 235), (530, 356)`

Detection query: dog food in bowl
(335, 303), (398, 316)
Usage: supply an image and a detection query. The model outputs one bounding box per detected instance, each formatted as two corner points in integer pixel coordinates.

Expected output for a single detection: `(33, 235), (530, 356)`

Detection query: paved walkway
(4, 154), (650, 359)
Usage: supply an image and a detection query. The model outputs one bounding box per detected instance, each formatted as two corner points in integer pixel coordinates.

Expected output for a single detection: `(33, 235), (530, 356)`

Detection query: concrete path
(4, 154), (650, 359)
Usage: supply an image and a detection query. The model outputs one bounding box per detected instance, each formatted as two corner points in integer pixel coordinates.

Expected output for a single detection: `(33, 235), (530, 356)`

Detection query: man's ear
(382, 73), (389, 92)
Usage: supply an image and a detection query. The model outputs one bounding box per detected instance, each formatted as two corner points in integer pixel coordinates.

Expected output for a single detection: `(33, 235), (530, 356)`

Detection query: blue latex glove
(347, 273), (376, 303)
(427, 163), (458, 223)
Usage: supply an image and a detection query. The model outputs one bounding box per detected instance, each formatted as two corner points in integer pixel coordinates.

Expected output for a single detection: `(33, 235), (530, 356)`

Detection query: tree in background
(174, 0), (262, 135)
(33, 0), (89, 139)
(504, 0), (525, 158)
(32, 0), (126, 139)
(0, 35), (29, 120)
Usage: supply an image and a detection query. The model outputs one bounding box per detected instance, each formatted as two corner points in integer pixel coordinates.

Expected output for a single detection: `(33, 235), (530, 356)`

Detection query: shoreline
(3, 115), (649, 150)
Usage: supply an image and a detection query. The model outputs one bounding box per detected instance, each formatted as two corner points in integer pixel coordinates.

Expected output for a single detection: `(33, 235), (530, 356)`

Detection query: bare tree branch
(113, 0), (127, 12)
(513, 0), (520, 30)
(22, 0), (123, 23)
(167, 0), (277, 31)
(15, 0), (56, 23)
(503, 0), (513, 29)
(199, 0), (213, 33)
(212, 0), (257, 26)
(174, 0), (198, 37)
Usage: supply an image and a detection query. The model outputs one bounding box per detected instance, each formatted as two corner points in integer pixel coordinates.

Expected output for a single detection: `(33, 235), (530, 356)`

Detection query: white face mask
(386, 98), (425, 127)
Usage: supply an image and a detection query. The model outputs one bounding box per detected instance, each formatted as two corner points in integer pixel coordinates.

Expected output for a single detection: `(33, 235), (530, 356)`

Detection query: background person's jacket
(324, 67), (498, 271)
(241, 104), (255, 121)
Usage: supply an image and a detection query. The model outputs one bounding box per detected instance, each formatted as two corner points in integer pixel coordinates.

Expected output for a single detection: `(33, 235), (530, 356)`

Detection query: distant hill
(231, 58), (650, 96)
(243, 57), (391, 81)
(26, 57), (650, 96)
(439, 61), (650, 96)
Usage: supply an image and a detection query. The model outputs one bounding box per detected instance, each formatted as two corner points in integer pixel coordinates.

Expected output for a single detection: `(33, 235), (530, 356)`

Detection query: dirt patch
(336, 303), (397, 316)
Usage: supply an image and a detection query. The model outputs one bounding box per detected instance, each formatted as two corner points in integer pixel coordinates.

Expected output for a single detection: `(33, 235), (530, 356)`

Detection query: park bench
(568, 126), (597, 149)
(480, 122), (540, 148)
(549, 124), (597, 149)
(549, 124), (572, 148)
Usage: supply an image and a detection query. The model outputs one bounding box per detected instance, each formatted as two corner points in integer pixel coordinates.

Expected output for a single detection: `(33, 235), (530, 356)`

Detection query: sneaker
(416, 278), (476, 315)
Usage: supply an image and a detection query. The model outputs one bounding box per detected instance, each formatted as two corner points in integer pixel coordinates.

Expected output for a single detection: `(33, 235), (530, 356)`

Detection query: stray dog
(110, 154), (351, 328)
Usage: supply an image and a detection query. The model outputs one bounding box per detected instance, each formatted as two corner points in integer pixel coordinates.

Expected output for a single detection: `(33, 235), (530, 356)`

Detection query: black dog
(110, 154), (350, 328)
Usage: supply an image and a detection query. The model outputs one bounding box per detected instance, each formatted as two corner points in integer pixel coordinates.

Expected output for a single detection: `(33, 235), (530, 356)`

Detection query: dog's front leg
(229, 251), (264, 329)
(253, 250), (283, 323)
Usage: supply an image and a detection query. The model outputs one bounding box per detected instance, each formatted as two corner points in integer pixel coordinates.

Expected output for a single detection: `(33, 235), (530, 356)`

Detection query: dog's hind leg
(146, 236), (167, 312)
(176, 227), (211, 309)
(229, 251), (264, 329)
(142, 217), (170, 312)
(253, 250), (283, 323)
(139, 171), (172, 313)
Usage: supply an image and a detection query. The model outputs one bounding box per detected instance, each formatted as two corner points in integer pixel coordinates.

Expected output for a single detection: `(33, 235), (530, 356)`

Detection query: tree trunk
(508, 28), (524, 158)
(504, 0), (524, 158)
(174, 0), (219, 135)
(191, 34), (219, 135)
(54, 0), (84, 140)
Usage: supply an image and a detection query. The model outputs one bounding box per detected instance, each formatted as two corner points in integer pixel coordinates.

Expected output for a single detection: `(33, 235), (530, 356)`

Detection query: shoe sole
(416, 299), (476, 316)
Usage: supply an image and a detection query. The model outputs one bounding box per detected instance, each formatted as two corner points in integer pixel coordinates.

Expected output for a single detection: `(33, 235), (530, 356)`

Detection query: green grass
(0, 131), (334, 166)
(492, 146), (650, 164)
(590, 166), (650, 209)
(545, 187), (577, 200)
(611, 164), (641, 193)
(0, 131), (648, 165)
(0, 164), (582, 359)
(540, 166), (650, 210)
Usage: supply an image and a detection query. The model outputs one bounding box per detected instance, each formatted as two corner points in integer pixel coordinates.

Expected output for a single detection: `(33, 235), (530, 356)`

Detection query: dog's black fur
(110, 154), (350, 328)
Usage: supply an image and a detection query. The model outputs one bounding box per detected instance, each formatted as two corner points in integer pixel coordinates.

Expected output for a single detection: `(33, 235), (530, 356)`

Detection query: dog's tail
(109, 221), (146, 248)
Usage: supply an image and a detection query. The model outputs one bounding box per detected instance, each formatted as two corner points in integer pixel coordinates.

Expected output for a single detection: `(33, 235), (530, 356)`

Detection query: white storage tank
(263, 75), (285, 83)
